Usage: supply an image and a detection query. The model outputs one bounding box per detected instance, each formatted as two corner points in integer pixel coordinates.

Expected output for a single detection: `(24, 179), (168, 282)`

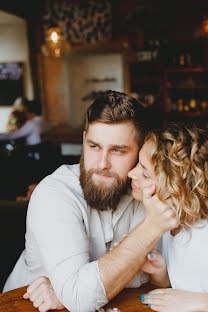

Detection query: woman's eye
(142, 172), (149, 179)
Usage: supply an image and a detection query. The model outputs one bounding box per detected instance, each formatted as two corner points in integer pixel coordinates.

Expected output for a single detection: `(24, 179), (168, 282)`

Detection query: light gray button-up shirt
(4, 164), (149, 312)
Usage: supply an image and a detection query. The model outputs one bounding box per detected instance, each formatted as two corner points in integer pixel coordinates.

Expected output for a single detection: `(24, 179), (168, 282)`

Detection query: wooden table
(0, 283), (155, 311)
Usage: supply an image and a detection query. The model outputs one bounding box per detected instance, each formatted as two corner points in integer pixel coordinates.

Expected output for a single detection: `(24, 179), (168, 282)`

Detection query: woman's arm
(140, 289), (208, 312)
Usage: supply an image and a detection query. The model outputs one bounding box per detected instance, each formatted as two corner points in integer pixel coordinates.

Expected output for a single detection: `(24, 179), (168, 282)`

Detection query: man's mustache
(88, 169), (118, 178)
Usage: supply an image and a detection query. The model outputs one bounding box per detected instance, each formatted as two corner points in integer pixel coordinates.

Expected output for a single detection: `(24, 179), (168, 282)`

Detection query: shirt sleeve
(0, 120), (32, 141)
(27, 180), (108, 312)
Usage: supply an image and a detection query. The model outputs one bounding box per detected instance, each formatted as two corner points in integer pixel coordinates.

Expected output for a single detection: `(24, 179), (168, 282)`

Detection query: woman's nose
(128, 166), (137, 179)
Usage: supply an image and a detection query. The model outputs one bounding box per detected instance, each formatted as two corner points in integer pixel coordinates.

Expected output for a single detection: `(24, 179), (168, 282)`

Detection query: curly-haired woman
(128, 122), (208, 312)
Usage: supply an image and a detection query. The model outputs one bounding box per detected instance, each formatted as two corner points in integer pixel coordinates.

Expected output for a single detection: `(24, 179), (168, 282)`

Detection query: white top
(4, 164), (149, 312)
(162, 220), (208, 292)
(0, 116), (44, 145)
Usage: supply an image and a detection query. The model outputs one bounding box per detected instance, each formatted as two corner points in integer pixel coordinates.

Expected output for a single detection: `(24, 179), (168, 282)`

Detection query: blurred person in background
(0, 99), (46, 146)
(0, 99), (49, 201)
(6, 109), (26, 133)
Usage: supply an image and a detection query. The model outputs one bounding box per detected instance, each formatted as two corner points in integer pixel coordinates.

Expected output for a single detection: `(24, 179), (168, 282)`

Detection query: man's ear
(83, 131), (86, 143)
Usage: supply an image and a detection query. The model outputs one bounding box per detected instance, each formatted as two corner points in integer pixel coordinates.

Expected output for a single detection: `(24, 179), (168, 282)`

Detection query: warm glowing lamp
(42, 27), (70, 58)
(51, 31), (58, 43)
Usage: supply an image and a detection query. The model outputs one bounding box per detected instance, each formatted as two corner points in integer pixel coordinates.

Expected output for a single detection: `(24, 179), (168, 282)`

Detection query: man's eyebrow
(86, 140), (129, 149)
(109, 144), (129, 149)
(86, 139), (99, 146)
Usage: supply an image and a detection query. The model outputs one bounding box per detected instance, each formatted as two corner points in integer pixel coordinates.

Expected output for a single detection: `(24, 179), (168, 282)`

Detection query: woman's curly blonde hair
(145, 123), (208, 229)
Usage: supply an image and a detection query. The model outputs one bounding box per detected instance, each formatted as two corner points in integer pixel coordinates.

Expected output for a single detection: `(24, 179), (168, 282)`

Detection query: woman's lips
(131, 182), (140, 191)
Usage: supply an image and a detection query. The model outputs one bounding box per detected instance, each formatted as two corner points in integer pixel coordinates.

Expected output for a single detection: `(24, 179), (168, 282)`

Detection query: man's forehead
(86, 121), (137, 133)
(85, 121), (139, 145)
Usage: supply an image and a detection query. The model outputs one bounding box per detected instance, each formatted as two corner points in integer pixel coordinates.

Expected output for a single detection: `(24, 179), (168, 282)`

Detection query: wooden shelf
(165, 67), (208, 73)
(132, 61), (161, 65)
(69, 39), (124, 54)
(167, 111), (208, 117)
(131, 78), (160, 84)
(167, 86), (208, 90)
(128, 46), (208, 124)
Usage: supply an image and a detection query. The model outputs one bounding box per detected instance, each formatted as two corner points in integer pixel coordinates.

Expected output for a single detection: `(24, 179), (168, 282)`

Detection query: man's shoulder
(28, 163), (88, 218)
(34, 163), (82, 200)
(52, 163), (80, 178)
(44, 163), (81, 189)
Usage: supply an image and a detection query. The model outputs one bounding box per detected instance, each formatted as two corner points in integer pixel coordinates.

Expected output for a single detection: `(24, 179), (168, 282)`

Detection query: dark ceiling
(113, 0), (208, 39)
(0, 0), (208, 41)
(0, 0), (44, 19)
(1, 0), (208, 20)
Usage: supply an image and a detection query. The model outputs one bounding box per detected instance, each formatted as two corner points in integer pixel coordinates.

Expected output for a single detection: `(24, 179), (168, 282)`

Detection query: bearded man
(3, 91), (178, 312)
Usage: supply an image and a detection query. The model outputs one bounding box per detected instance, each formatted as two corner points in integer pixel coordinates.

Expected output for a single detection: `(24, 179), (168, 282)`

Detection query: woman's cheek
(141, 179), (153, 190)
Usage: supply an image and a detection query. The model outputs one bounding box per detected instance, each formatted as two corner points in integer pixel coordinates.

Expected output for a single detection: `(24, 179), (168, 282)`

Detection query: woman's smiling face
(128, 140), (157, 201)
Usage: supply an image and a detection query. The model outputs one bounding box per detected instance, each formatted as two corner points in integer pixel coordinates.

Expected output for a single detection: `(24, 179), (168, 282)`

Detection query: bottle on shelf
(189, 98), (197, 112)
(185, 53), (192, 67)
(183, 98), (190, 112)
(179, 54), (185, 66)
(177, 98), (183, 112)
(201, 100), (208, 111)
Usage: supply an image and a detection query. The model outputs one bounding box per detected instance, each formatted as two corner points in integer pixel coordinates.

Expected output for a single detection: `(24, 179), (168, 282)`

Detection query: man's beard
(79, 153), (130, 211)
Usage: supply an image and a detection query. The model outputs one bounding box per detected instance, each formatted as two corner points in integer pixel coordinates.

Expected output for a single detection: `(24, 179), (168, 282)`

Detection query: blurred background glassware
(137, 51), (152, 62)
(189, 98), (197, 111)
(201, 100), (208, 111)
(179, 54), (185, 66)
(144, 94), (155, 107)
(178, 98), (183, 112)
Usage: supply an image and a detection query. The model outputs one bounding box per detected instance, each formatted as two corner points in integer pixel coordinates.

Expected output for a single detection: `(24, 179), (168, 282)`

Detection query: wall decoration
(43, 0), (112, 45)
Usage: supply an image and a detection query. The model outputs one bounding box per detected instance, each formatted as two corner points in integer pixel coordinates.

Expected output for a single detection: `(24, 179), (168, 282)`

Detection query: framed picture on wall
(0, 62), (24, 106)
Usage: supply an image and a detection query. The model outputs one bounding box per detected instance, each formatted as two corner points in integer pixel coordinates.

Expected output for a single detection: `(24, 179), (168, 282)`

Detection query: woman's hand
(23, 276), (65, 312)
(140, 288), (208, 312)
(142, 186), (180, 235)
(140, 249), (170, 287)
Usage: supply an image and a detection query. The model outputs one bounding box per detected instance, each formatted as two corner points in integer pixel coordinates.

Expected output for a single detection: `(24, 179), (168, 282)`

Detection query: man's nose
(98, 152), (111, 170)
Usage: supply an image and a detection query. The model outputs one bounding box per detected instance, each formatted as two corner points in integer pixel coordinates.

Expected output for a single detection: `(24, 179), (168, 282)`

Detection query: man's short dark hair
(85, 90), (146, 145)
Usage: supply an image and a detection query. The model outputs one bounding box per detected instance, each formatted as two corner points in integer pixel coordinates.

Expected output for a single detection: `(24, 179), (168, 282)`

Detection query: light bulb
(51, 31), (58, 43)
